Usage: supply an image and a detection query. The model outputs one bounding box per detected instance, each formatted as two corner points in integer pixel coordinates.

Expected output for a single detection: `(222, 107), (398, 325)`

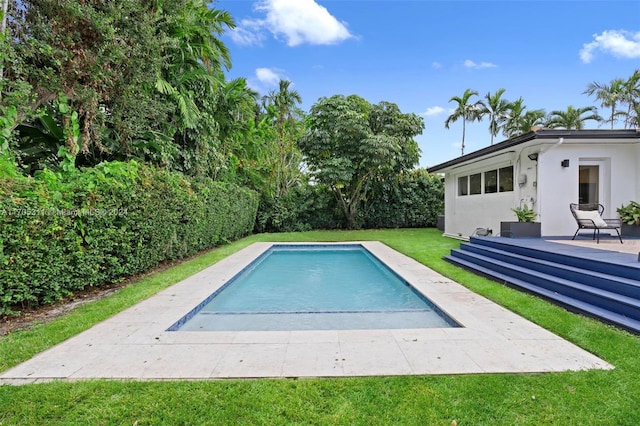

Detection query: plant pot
(500, 221), (541, 238)
(436, 215), (445, 231)
(621, 224), (640, 238)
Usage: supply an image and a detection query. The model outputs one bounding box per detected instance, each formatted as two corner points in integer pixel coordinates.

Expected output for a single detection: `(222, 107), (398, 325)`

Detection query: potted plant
(500, 204), (541, 238)
(617, 201), (640, 238)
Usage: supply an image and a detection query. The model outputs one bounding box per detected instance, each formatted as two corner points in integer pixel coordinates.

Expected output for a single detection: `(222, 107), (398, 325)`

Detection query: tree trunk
(0, 0), (9, 82)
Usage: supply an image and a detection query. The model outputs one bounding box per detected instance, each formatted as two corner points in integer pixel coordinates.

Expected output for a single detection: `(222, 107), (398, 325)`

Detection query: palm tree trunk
(461, 119), (466, 156)
(0, 0), (9, 83)
(610, 105), (615, 130)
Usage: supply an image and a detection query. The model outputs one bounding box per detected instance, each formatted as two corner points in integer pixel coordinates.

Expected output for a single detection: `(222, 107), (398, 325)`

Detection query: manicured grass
(1, 229), (640, 425)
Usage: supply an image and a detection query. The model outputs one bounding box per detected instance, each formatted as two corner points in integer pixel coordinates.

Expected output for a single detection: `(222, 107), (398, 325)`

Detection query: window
(578, 165), (599, 204)
(498, 166), (513, 192)
(458, 176), (468, 196)
(457, 165), (513, 196)
(484, 170), (497, 193)
(469, 173), (481, 195)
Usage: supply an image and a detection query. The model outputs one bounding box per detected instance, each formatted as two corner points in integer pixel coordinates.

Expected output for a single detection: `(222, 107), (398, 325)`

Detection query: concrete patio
(0, 241), (613, 385)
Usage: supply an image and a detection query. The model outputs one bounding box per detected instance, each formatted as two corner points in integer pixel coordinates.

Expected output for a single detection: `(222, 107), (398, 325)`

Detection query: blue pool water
(169, 245), (459, 331)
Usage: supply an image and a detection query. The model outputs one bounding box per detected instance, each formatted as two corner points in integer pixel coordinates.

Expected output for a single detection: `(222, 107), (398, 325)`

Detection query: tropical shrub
(617, 201), (640, 226)
(0, 159), (258, 315)
(511, 204), (537, 222)
(255, 184), (341, 233)
(361, 169), (444, 229)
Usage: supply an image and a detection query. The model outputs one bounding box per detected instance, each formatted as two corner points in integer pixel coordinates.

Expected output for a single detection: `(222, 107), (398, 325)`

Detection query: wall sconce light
(561, 159), (570, 168)
(527, 152), (539, 161)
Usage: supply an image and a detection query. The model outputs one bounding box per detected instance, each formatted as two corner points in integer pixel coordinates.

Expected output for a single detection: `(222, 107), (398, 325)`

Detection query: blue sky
(218, 0), (640, 168)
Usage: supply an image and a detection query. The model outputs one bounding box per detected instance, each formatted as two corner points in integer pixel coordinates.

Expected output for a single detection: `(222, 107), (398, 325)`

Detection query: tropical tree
(299, 95), (424, 229)
(545, 106), (602, 130)
(520, 109), (547, 132)
(583, 78), (626, 129)
(156, 0), (234, 130)
(620, 69), (640, 128)
(9, 0), (172, 159)
(502, 97), (527, 138)
(478, 88), (511, 145)
(445, 89), (482, 155)
(261, 79), (305, 198)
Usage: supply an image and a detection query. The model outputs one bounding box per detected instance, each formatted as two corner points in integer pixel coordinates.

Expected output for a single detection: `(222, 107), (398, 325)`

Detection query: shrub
(255, 184), (342, 233)
(0, 160), (258, 315)
(361, 169), (444, 229)
(617, 201), (640, 226)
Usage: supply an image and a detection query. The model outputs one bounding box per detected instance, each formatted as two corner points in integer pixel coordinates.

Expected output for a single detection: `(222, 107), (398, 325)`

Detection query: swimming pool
(168, 244), (459, 331)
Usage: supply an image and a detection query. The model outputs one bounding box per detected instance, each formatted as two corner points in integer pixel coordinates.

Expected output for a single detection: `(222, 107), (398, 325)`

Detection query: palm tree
(156, 1), (235, 130)
(445, 89), (482, 155)
(262, 80), (303, 140)
(502, 97), (527, 138)
(520, 109), (547, 132)
(261, 79), (304, 197)
(583, 78), (626, 129)
(621, 69), (640, 129)
(545, 106), (602, 130)
(479, 88), (511, 145)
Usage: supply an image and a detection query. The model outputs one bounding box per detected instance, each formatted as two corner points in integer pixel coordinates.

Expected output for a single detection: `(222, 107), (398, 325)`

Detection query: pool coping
(0, 241), (613, 384)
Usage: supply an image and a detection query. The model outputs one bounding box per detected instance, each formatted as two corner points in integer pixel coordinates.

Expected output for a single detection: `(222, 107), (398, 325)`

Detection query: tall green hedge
(0, 158), (258, 315)
(361, 169), (444, 229)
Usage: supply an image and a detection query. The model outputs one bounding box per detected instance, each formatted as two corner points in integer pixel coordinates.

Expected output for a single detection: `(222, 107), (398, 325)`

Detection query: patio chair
(569, 203), (623, 244)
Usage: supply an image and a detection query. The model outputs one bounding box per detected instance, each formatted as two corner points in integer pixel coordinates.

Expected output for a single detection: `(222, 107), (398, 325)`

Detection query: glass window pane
(578, 165), (599, 204)
(499, 166), (514, 192)
(458, 176), (468, 196)
(484, 170), (497, 193)
(469, 173), (481, 195)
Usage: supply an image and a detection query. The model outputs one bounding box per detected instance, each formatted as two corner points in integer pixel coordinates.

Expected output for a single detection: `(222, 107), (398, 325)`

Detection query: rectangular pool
(168, 244), (459, 331)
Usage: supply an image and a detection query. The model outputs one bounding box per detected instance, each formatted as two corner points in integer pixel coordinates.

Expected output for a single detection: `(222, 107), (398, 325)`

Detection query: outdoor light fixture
(561, 159), (570, 168)
(527, 152), (539, 161)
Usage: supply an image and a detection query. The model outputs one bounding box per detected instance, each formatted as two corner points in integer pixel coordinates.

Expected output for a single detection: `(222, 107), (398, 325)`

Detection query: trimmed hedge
(361, 169), (444, 229)
(0, 159), (258, 315)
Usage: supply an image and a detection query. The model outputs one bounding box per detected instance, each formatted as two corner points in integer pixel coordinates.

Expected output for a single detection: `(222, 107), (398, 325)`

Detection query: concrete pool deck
(0, 241), (613, 384)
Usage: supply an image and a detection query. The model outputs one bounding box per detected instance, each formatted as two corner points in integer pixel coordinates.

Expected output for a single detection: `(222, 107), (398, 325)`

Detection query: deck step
(445, 237), (640, 334)
(445, 254), (640, 333)
(459, 243), (640, 299)
(469, 236), (639, 280)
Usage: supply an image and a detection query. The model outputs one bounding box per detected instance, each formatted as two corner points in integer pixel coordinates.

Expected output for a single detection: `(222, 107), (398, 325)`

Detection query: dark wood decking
(445, 236), (640, 334)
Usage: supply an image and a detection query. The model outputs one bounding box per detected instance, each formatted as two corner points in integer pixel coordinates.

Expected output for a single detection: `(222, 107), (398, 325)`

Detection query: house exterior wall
(437, 136), (639, 239)
(442, 151), (538, 238)
(537, 142), (639, 236)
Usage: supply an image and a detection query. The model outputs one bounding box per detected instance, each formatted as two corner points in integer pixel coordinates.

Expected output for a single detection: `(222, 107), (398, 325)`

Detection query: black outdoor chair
(569, 203), (623, 244)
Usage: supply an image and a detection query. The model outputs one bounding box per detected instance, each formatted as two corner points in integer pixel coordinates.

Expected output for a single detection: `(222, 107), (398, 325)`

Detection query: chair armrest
(604, 218), (622, 227)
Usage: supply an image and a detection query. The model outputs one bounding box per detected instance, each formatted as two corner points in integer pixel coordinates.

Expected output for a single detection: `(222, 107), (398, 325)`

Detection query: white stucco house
(427, 129), (640, 239)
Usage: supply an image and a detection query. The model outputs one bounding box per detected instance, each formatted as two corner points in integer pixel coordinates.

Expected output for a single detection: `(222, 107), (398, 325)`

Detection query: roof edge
(427, 129), (640, 173)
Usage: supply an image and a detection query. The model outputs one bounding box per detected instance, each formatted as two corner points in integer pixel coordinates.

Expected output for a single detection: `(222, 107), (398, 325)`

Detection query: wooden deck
(445, 236), (640, 334)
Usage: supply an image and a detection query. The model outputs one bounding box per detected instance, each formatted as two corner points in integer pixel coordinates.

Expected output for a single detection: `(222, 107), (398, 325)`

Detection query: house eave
(427, 129), (640, 173)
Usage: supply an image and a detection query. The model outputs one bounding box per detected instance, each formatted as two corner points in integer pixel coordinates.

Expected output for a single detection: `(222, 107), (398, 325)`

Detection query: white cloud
(228, 20), (265, 46)
(421, 106), (445, 117)
(255, 67), (282, 86)
(231, 0), (353, 47)
(580, 30), (640, 63)
(463, 59), (497, 69)
(432, 61), (442, 69)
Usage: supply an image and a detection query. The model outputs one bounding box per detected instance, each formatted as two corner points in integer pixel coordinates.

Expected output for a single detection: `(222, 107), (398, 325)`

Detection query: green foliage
(362, 169), (444, 228)
(2, 230), (640, 425)
(511, 204), (537, 222)
(545, 105), (602, 130)
(617, 201), (640, 225)
(7, 0), (237, 175)
(0, 161), (258, 315)
(299, 95), (424, 228)
(255, 184), (341, 233)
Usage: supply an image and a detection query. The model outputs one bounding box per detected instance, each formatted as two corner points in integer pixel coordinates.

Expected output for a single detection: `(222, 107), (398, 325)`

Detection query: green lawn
(1, 229), (639, 425)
